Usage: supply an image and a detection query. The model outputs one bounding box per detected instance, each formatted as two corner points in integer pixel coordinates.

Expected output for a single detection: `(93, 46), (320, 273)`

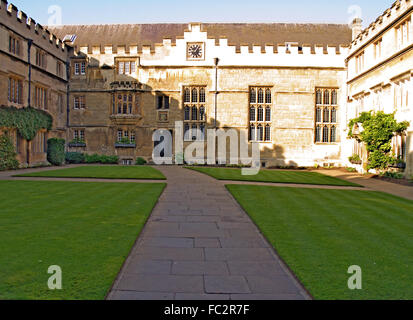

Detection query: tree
(0, 134), (19, 171)
(348, 111), (409, 170)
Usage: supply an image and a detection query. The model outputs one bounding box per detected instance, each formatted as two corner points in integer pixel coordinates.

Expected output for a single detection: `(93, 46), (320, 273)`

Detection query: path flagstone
(107, 166), (310, 300)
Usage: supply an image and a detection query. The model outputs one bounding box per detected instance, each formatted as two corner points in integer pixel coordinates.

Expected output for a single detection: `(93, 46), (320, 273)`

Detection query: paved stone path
(107, 166), (310, 300)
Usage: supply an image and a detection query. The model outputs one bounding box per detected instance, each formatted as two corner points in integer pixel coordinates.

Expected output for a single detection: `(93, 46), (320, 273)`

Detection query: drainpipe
(66, 59), (70, 128)
(26, 39), (33, 165)
(214, 57), (219, 128)
(27, 39), (32, 107)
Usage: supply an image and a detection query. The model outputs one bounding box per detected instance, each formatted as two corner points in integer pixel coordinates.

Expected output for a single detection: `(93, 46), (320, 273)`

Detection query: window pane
(164, 96), (169, 109)
(324, 90), (330, 105)
(257, 107), (264, 122)
(323, 108), (330, 123)
(331, 90), (337, 105)
(192, 88), (198, 102)
(330, 126), (336, 143)
(315, 125), (321, 142)
(323, 126), (329, 143)
(184, 89), (190, 103)
(192, 106), (198, 120)
(265, 107), (271, 121)
(250, 125), (255, 141)
(258, 89), (264, 103)
(199, 88), (206, 103)
(316, 90), (322, 104)
(184, 124), (190, 140)
(184, 107), (190, 120)
(250, 88), (256, 103)
(316, 107), (322, 123)
(331, 108), (337, 123)
(265, 89), (271, 104)
(199, 106), (205, 121)
(265, 126), (271, 141)
(257, 125), (263, 141)
(250, 107), (255, 122)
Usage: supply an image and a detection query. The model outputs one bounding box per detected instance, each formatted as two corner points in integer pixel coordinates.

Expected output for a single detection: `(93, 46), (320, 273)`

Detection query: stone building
(0, 0), (70, 164)
(345, 0), (413, 177)
(0, 0), (412, 176)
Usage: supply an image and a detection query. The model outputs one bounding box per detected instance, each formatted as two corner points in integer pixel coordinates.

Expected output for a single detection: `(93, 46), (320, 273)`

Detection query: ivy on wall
(348, 111), (409, 170)
(0, 106), (52, 141)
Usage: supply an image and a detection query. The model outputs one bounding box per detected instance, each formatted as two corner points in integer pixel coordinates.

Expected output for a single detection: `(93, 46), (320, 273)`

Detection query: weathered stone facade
(1, 0), (412, 175)
(0, 0), (70, 165)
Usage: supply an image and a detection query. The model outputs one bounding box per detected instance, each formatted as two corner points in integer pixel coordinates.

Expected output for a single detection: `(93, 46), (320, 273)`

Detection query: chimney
(351, 18), (363, 40)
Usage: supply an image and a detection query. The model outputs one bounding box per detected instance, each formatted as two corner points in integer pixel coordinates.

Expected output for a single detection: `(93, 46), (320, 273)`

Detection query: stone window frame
(8, 76), (23, 105)
(111, 92), (139, 115)
(116, 129), (136, 144)
(8, 33), (22, 56)
(315, 88), (339, 144)
(249, 86), (273, 142)
(183, 86), (207, 141)
(73, 60), (86, 76)
(31, 130), (47, 154)
(395, 16), (411, 50)
(74, 129), (85, 141)
(35, 48), (47, 69)
(74, 95), (86, 110)
(34, 85), (48, 110)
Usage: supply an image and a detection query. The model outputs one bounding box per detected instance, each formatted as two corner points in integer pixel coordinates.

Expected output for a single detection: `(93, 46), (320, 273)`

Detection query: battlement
(349, 0), (412, 54)
(0, 0), (70, 58)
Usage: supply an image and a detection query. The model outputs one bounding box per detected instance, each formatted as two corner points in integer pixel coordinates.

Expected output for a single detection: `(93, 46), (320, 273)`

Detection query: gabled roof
(47, 23), (352, 52)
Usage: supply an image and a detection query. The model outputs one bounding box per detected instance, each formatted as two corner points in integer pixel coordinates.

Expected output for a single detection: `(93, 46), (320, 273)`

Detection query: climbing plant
(348, 111), (409, 170)
(0, 106), (52, 141)
(0, 134), (19, 171)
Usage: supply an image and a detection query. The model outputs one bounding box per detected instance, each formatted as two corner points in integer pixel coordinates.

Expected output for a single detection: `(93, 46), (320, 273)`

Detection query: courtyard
(0, 165), (412, 300)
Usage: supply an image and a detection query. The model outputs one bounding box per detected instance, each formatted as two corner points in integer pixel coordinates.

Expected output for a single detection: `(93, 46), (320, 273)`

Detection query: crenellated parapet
(349, 0), (412, 56)
(70, 23), (349, 68)
(0, 0), (70, 59)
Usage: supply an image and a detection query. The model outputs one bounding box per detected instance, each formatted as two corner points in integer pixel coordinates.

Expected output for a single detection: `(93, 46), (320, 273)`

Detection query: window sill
(115, 143), (136, 148)
(68, 143), (86, 148)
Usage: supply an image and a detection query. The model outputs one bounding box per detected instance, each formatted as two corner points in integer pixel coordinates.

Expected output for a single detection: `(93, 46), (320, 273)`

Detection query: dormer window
(117, 60), (136, 75)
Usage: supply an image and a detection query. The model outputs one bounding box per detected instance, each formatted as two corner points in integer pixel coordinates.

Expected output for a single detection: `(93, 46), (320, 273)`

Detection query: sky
(8, 0), (393, 27)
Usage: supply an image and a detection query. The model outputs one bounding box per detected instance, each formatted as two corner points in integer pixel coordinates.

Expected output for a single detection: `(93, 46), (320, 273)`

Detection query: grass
(0, 180), (165, 300)
(14, 165), (166, 180)
(227, 185), (413, 299)
(186, 167), (360, 187)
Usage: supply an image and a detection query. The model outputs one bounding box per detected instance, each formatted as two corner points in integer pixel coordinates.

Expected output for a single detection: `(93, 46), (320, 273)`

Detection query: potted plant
(68, 138), (86, 147)
(348, 154), (362, 165)
(115, 137), (136, 148)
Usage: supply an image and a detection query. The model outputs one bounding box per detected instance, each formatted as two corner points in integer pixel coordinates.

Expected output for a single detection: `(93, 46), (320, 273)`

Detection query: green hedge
(47, 138), (65, 166)
(84, 154), (119, 164)
(65, 152), (85, 164)
(0, 134), (19, 171)
(135, 157), (147, 165)
(0, 106), (52, 141)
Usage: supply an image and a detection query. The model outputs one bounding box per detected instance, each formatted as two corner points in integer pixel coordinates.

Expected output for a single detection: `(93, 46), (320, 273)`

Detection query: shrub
(348, 111), (409, 170)
(47, 138), (65, 166)
(136, 157), (147, 165)
(84, 154), (119, 164)
(65, 152), (85, 164)
(0, 134), (19, 171)
(382, 171), (404, 179)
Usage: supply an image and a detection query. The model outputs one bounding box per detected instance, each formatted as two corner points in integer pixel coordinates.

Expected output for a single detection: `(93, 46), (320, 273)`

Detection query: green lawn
(186, 167), (360, 187)
(0, 180), (165, 300)
(15, 166), (166, 180)
(227, 185), (413, 300)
